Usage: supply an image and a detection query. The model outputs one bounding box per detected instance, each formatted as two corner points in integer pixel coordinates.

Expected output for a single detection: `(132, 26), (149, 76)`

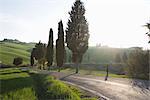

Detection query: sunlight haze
(0, 0), (150, 49)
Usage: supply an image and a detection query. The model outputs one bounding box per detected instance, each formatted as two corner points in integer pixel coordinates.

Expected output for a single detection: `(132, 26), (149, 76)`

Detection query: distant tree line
(1, 38), (20, 43)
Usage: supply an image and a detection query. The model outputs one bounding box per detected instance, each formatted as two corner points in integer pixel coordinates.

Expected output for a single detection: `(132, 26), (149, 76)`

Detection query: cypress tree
(46, 28), (54, 66)
(66, 0), (89, 73)
(56, 20), (65, 72)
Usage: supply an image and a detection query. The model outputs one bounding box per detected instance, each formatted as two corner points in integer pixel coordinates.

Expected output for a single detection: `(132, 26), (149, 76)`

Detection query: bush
(44, 76), (80, 100)
(13, 57), (23, 66)
(126, 50), (149, 80)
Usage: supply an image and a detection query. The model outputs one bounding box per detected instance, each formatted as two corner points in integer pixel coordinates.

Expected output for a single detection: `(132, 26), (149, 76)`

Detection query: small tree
(13, 57), (23, 66)
(46, 28), (54, 67)
(56, 20), (65, 72)
(30, 41), (46, 69)
(127, 49), (149, 79)
(144, 22), (150, 43)
(66, 0), (89, 73)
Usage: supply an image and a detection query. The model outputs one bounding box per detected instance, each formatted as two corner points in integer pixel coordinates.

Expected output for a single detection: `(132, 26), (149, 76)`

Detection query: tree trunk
(58, 66), (61, 72)
(72, 53), (80, 73)
(76, 63), (79, 73)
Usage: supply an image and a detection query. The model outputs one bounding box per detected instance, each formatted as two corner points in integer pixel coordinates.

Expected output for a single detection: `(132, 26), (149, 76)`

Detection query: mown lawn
(0, 68), (98, 100)
(61, 68), (128, 78)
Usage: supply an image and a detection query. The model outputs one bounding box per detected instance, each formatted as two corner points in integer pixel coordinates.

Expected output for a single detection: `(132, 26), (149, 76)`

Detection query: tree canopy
(56, 20), (65, 72)
(46, 28), (54, 66)
(66, 0), (89, 73)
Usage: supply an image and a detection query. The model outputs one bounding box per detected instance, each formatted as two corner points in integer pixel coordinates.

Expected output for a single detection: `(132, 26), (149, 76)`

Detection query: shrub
(44, 76), (80, 100)
(126, 50), (149, 80)
(13, 57), (23, 66)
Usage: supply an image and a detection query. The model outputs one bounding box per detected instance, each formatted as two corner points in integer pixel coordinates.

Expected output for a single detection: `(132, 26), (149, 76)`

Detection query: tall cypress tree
(56, 20), (65, 72)
(66, 0), (89, 73)
(46, 28), (54, 66)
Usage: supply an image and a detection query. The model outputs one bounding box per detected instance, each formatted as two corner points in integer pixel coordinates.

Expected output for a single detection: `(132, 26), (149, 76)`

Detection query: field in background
(0, 41), (128, 65)
(0, 41), (35, 65)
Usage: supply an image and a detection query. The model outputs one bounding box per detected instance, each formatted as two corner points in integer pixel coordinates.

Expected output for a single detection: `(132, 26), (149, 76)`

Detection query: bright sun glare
(0, 0), (149, 49)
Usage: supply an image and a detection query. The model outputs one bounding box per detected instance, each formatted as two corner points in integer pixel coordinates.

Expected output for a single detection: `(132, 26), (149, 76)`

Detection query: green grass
(0, 41), (129, 65)
(61, 68), (128, 78)
(44, 76), (80, 100)
(0, 68), (37, 100)
(43, 75), (98, 100)
(0, 68), (98, 100)
(0, 42), (34, 65)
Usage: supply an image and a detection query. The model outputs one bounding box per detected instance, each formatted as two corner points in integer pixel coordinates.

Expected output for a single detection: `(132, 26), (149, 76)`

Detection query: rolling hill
(0, 41), (35, 65)
(0, 40), (128, 65)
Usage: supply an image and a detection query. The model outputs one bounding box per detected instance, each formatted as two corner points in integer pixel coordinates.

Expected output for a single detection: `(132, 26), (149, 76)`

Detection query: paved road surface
(32, 69), (150, 100)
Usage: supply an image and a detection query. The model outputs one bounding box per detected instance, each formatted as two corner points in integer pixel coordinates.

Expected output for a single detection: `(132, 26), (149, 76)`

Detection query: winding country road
(31, 69), (150, 100)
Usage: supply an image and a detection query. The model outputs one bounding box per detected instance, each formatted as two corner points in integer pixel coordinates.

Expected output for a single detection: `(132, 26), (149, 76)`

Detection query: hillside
(0, 40), (128, 65)
(0, 41), (35, 65)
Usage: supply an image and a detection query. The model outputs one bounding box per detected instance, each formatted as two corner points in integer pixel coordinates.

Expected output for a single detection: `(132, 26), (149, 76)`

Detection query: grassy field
(59, 67), (128, 78)
(0, 68), (37, 100)
(0, 42), (35, 65)
(0, 41), (128, 65)
(0, 68), (98, 100)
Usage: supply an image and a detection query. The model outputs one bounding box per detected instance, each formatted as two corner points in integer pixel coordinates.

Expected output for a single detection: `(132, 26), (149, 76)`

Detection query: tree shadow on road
(131, 79), (150, 94)
(60, 72), (77, 80)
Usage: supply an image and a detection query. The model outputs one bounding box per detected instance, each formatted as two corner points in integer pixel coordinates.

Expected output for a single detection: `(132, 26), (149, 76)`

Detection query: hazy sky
(0, 0), (150, 48)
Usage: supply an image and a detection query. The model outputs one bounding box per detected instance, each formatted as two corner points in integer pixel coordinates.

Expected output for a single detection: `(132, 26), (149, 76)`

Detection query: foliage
(0, 41), (34, 65)
(115, 53), (121, 63)
(66, 0), (89, 73)
(37, 58), (47, 69)
(1, 41), (132, 65)
(30, 56), (34, 66)
(56, 20), (65, 72)
(0, 68), (37, 100)
(122, 52), (128, 63)
(44, 75), (81, 100)
(0, 68), (81, 100)
(13, 57), (23, 66)
(126, 49), (149, 80)
(32, 41), (46, 61)
(144, 22), (150, 43)
(46, 28), (54, 66)
(31, 41), (46, 68)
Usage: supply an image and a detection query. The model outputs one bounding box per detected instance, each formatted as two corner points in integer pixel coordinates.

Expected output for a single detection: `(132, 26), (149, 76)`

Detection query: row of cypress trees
(31, 0), (89, 73)
(30, 21), (65, 71)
